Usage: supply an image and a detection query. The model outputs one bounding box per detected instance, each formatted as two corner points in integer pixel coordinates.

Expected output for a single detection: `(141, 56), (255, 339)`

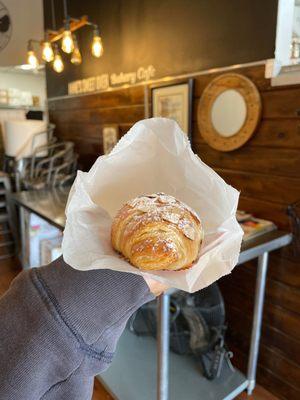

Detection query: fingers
(143, 276), (169, 296)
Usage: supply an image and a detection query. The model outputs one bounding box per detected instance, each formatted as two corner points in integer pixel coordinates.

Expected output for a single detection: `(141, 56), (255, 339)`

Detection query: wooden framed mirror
(197, 73), (261, 151)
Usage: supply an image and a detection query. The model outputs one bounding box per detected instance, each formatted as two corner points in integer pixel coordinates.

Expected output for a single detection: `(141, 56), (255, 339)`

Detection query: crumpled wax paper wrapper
(62, 117), (243, 292)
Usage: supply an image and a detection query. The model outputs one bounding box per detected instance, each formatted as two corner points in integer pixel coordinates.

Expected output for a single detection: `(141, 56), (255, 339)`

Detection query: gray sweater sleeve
(0, 256), (154, 400)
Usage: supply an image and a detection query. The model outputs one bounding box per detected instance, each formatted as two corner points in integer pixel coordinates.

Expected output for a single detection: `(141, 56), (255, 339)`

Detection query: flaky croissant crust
(111, 193), (204, 271)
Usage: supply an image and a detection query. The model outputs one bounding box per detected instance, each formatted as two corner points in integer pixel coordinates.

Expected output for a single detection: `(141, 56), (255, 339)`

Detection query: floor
(0, 257), (278, 400)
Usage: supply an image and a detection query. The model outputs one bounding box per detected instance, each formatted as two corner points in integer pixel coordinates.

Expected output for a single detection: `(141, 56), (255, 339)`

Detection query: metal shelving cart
(11, 188), (292, 400)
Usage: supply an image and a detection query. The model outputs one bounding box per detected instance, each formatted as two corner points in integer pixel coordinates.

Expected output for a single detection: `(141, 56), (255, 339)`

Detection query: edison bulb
(53, 54), (64, 73)
(61, 30), (74, 53)
(27, 50), (39, 69)
(71, 47), (82, 65)
(92, 36), (103, 58)
(42, 41), (54, 62)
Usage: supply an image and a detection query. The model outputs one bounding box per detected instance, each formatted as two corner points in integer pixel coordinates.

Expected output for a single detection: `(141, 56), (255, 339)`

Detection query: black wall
(44, 0), (278, 98)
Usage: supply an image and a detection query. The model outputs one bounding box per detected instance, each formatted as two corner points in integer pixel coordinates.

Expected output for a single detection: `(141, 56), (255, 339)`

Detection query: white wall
(0, 71), (46, 108)
(0, 0), (44, 67)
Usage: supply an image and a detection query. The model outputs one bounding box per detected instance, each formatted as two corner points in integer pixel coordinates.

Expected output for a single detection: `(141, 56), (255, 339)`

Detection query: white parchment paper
(62, 118), (243, 292)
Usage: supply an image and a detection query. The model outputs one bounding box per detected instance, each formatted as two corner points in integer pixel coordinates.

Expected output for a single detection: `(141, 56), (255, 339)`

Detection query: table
(9, 187), (68, 268)
(155, 230), (292, 400)
(10, 188), (292, 400)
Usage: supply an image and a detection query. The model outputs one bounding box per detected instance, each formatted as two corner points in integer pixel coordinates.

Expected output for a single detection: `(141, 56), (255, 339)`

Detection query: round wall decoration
(197, 73), (261, 151)
(0, 1), (12, 51)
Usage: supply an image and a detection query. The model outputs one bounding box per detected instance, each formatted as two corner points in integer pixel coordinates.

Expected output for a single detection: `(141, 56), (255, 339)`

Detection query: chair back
(29, 123), (56, 158)
(30, 141), (74, 181)
(20, 141), (77, 190)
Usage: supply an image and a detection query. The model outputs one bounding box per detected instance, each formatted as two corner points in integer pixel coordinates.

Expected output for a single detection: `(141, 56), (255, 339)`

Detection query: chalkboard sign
(44, 0), (277, 98)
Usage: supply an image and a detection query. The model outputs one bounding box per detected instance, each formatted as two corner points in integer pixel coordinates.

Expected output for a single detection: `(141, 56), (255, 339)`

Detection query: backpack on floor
(129, 283), (234, 380)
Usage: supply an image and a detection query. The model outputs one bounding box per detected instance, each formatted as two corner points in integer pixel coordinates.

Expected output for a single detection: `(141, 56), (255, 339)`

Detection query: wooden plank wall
(47, 87), (146, 170)
(48, 64), (300, 400)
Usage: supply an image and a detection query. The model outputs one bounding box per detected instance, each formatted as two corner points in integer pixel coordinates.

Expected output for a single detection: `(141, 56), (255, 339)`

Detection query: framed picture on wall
(150, 79), (193, 140)
(102, 125), (119, 154)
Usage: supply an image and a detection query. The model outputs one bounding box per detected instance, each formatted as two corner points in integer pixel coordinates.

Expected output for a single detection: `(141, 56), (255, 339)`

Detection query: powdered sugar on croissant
(111, 193), (204, 271)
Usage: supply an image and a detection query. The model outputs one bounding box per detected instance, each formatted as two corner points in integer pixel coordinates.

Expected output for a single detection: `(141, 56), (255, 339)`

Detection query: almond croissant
(111, 193), (203, 271)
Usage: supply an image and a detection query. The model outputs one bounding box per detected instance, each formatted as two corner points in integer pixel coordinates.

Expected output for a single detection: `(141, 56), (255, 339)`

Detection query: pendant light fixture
(53, 45), (64, 73)
(91, 26), (104, 58)
(42, 38), (54, 62)
(61, 29), (74, 53)
(27, 40), (39, 69)
(61, 0), (74, 53)
(50, 0), (63, 72)
(71, 35), (82, 65)
(25, 0), (104, 73)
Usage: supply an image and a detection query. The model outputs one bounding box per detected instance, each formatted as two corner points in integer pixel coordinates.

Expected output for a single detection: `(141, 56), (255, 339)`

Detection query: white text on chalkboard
(68, 65), (156, 95)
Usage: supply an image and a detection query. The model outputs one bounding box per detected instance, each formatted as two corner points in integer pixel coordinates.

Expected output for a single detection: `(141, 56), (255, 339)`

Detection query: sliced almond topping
(182, 224), (196, 240)
(158, 194), (176, 204)
(128, 196), (153, 208)
(162, 212), (180, 224)
(136, 204), (156, 213)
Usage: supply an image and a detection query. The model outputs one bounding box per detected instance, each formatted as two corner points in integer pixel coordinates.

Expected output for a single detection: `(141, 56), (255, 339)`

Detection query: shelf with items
(99, 327), (248, 400)
(0, 105), (44, 112)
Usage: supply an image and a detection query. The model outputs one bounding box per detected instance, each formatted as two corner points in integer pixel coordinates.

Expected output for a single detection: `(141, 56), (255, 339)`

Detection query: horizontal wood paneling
(261, 88), (300, 119)
(194, 143), (300, 178)
(193, 64), (271, 96)
(238, 197), (289, 229)
(48, 86), (145, 111)
(221, 264), (300, 316)
(267, 253), (300, 289)
(226, 306), (300, 367)
(49, 86), (144, 170)
(229, 344), (300, 400)
(48, 63), (300, 399)
(216, 169), (300, 205)
(194, 63), (300, 96)
(251, 119), (300, 148)
(52, 122), (132, 139)
(226, 316), (300, 390)
(193, 119), (300, 148)
(220, 279), (300, 340)
(256, 365), (300, 400)
(50, 105), (144, 125)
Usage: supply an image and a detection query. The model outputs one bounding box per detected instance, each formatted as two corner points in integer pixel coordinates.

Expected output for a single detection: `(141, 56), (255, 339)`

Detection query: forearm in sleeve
(0, 257), (154, 399)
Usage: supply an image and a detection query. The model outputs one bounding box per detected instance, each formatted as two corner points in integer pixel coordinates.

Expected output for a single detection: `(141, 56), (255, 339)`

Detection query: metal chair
(52, 153), (78, 187)
(4, 123), (57, 191)
(22, 142), (76, 190)
(27, 123), (56, 159)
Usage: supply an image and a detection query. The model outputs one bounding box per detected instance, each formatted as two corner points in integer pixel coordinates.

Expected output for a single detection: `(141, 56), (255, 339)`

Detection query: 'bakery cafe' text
(68, 65), (156, 95)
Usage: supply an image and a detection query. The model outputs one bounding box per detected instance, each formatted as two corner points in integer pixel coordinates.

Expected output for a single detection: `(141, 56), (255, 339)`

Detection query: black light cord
(51, 0), (56, 30)
(63, 0), (68, 21)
